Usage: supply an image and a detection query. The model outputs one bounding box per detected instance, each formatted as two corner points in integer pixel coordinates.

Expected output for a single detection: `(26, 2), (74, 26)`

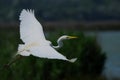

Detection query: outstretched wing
(19, 9), (46, 44)
(29, 46), (77, 62)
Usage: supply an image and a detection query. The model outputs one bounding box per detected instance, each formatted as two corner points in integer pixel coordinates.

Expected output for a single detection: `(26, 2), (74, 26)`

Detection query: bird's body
(10, 9), (77, 64)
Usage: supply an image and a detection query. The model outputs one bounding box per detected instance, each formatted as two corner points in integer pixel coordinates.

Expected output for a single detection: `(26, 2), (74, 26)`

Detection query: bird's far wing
(29, 46), (77, 62)
(19, 9), (46, 44)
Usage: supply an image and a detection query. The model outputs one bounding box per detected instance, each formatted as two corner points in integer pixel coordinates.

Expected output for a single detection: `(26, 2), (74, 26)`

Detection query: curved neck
(53, 37), (64, 49)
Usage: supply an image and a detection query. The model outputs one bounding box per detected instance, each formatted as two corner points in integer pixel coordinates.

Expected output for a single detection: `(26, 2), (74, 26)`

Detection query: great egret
(5, 9), (77, 67)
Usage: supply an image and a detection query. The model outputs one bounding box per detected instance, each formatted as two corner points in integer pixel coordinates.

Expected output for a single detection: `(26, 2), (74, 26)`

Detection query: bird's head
(55, 35), (78, 49)
(59, 35), (78, 40)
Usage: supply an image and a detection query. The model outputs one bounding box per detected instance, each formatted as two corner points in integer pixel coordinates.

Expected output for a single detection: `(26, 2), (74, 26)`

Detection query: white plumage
(17, 9), (77, 63)
(19, 9), (46, 44)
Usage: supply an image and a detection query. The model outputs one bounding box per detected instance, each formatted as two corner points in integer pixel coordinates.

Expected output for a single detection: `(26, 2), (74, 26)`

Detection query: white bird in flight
(5, 9), (77, 67)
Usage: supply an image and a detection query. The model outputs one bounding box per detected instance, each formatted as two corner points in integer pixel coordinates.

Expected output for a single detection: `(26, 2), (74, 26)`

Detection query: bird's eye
(67, 36), (70, 39)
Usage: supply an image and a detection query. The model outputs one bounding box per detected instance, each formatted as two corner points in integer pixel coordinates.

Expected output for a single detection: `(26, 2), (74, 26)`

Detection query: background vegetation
(0, 0), (120, 22)
(0, 29), (106, 80)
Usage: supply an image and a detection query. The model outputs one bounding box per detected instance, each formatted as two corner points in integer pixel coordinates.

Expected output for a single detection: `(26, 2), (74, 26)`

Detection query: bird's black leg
(3, 55), (22, 69)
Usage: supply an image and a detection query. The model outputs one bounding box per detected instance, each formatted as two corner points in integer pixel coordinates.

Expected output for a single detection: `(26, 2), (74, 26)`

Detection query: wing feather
(30, 46), (68, 60)
(19, 9), (46, 44)
(29, 46), (77, 62)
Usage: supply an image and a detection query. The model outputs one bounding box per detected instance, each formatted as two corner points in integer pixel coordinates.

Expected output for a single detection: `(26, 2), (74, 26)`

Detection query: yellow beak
(68, 36), (78, 39)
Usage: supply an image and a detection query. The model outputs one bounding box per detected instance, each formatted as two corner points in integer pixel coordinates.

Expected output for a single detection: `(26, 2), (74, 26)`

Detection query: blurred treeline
(0, 0), (120, 22)
(0, 29), (106, 80)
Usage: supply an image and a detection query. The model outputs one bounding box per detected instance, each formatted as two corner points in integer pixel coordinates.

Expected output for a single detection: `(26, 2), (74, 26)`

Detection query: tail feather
(18, 44), (30, 56)
(68, 58), (77, 63)
(18, 44), (24, 51)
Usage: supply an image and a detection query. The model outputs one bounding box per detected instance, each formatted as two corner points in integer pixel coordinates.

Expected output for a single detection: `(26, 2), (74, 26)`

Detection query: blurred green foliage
(0, 29), (106, 80)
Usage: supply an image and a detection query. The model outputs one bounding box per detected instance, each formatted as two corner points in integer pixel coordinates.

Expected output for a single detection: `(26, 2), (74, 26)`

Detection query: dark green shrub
(79, 36), (106, 76)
